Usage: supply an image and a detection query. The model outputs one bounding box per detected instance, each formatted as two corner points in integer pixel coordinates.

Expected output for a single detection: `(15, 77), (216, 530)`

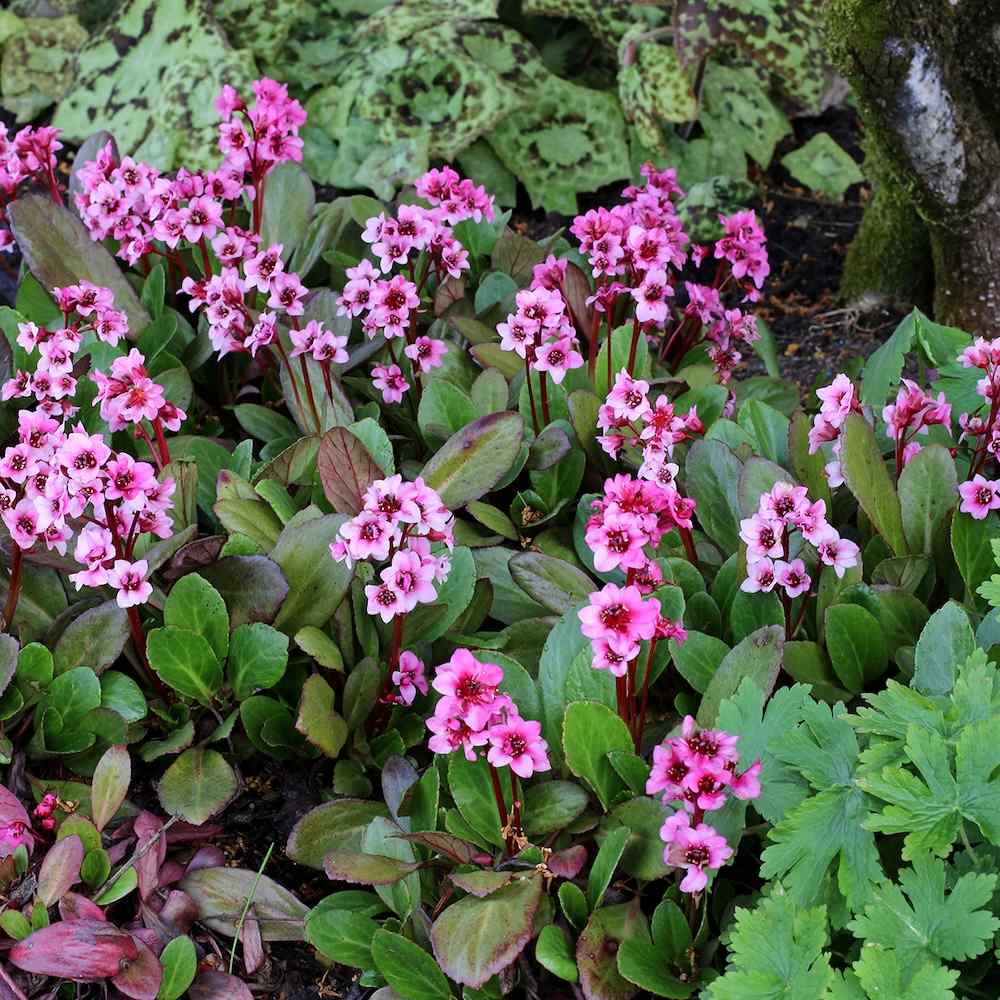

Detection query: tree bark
(828, 0), (1000, 332)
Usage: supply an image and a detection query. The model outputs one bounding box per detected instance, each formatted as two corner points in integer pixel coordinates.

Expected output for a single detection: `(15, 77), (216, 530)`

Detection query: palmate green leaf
(780, 132), (864, 200)
(849, 948), (958, 1000)
(859, 717), (1000, 859)
(705, 888), (831, 1000)
(717, 680), (811, 824)
(761, 701), (881, 910)
(848, 853), (998, 966)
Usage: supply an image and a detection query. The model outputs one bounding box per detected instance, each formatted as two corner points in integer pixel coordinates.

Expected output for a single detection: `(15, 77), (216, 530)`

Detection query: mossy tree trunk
(828, 0), (1000, 332)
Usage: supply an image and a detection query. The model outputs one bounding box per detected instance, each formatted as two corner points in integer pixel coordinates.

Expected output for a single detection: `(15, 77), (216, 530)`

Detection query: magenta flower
(486, 717), (550, 778)
(404, 336), (447, 374)
(739, 513), (783, 559)
(775, 558), (810, 599)
(586, 510), (649, 573)
(371, 363), (410, 404)
(391, 651), (428, 706)
(107, 559), (151, 609)
(578, 583), (660, 656)
(741, 558), (776, 596)
(959, 475), (1000, 519)
(432, 650), (504, 731)
(660, 813), (733, 893)
(815, 531), (860, 578)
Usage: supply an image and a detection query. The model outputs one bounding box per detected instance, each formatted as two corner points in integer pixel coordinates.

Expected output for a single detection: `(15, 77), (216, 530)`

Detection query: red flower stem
(135, 425), (162, 472)
(151, 418), (171, 467)
(488, 764), (513, 853)
(198, 237), (213, 279)
(45, 166), (63, 207)
(615, 673), (628, 727)
(587, 308), (601, 379)
(524, 355), (540, 435)
(635, 638), (659, 753)
(510, 773), (523, 839)
(539, 371), (551, 426)
(606, 312), (614, 391)
(2, 543), (23, 634)
(271, 340), (306, 420)
(320, 360), (334, 403)
(627, 315), (643, 376)
(678, 525), (699, 571)
(299, 355), (322, 434)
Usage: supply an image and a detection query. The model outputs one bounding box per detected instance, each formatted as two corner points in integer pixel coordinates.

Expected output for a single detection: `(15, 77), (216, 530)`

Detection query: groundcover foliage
(0, 69), (998, 1000)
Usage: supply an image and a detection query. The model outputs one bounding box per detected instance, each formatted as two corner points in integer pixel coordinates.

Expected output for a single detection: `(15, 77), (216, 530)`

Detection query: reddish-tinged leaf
(431, 874), (543, 987)
(9, 919), (138, 979)
(185, 846), (226, 874)
(0, 786), (32, 857)
(576, 899), (647, 1000)
(36, 834), (84, 906)
(316, 428), (380, 515)
(324, 850), (423, 886)
(548, 845), (587, 880)
(112, 937), (163, 1000)
(188, 971), (253, 1000)
(149, 889), (198, 937)
(241, 915), (264, 975)
(450, 871), (516, 897)
(158, 860), (186, 886)
(91, 745), (131, 832)
(561, 261), (595, 336)
(133, 811), (165, 902)
(59, 892), (106, 923)
(393, 830), (492, 865)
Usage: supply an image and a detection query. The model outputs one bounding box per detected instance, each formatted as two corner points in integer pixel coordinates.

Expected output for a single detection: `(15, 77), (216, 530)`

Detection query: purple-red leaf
(59, 892), (106, 923)
(112, 937), (163, 1000)
(188, 971), (253, 1000)
(9, 919), (138, 979)
(316, 427), (380, 515)
(548, 845), (587, 880)
(393, 830), (492, 865)
(241, 915), (264, 975)
(133, 811), (165, 902)
(36, 834), (84, 906)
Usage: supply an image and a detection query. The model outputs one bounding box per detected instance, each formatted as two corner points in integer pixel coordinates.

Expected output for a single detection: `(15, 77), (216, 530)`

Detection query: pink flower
(432, 649), (504, 730)
(760, 482), (809, 524)
(815, 374), (857, 428)
(2, 498), (49, 550)
(775, 558), (810, 599)
(107, 559), (152, 608)
(730, 761), (762, 800)
(739, 513), (783, 559)
(426, 703), (489, 761)
(338, 513), (397, 562)
(391, 651), (428, 706)
(606, 370), (651, 422)
(578, 583), (660, 656)
(372, 363), (409, 404)
(959, 475), (1000, 520)
(243, 245), (284, 292)
(533, 336), (583, 384)
(487, 717), (550, 778)
(586, 510), (649, 573)
(404, 336), (447, 374)
(267, 272), (306, 316)
(368, 549), (438, 620)
(182, 197), (223, 243)
(660, 813), (733, 893)
(590, 638), (634, 676)
(815, 531), (860, 577)
(647, 742), (690, 802)
(632, 267), (673, 325)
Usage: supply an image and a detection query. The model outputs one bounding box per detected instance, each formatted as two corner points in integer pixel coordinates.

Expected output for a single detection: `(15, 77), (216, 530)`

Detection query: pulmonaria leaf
(215, 0), (299, 64)
(52, 0), (258, 171)
(704, 887), (832, 1000)
(488, 73), (631, 215)
(781, 132), (864, 200)
(618, 28), (698, 153)
(699, 64), (791, 169)
(0, 15), (87, 122)
(674, 0), (835, 113)
(522, 0), (650, 50)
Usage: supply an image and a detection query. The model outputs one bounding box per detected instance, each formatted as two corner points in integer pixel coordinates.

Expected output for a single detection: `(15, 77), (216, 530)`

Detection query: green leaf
(563, 701), (633, 810)
(305, 904), (378, 969)
(617, 932), (695, 998)
(421, 412), (525, 509)
(898, 445), (956, 556)
(587, 825), (629, 910)
(913, 602), (974, 697)
(599, 797), (671, 881)
(448, 752), (510, 848)
(761, 700), (881, 910)
(522, 780), (589, 836)
(362, 816), (421, 921)
(840, 413), (907, 557)
(861, 311), (917, 407)
(371, 929), (451, 1000)
(704, 888), (832, 1000)
(52, 600), (129, 676)
(227, 622), (288, 700)
(860, 717), (1000, 859)
(685, 439), (743, 552)
(535, 925), (578, 983)
(157, 935), (197, 1000)
(295, 674), (348, 758)
(164, 573), (229, 663)
(825, 605), (887, 694)
(670, 631), (729, 694)
(146, 627), (222, 705)
(405, 547), (476, 644)
(508, 552), (594, 615)
(294, 627), (344, 672)
(781, 132), (864, 200)
(953, 512), (1000, 609)
(157, 748), (237, 824)
(849, 852), (997, 966)
(430, 875), (543, 989)
(559, 881), (589, 930)
(851, 948), (958, 1000)
(737, 400), (790, 467)
(259, 162), (315, 260)
(323, 851), (421, 886)
(698, 625), (784, 726)
(285, 799), (388, 870)
(271, 511), (353, 634)
(91, 745), (130, 833)
(233, 404), (299, 444)
(576, 899), (648, 1000)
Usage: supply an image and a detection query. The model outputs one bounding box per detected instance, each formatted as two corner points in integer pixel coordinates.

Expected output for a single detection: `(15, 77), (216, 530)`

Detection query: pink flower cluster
(497, 261), (584, 385)
(597, 370), (703, 479)
(0, 124), (62, 253)
(329, 475), (454, 622)
(3, 282), (184, 437)
(0, 287), (175, 610)
(647, 717), (759, 892)
(807, 374), (862, 486)
(426, 650), (550, 779)
(76, 78), (303, 266)
(567, 164), (769, 386)
(32, 792), (59, 832)
(341, 168), (491, 404)
(740, 481), (859, 598)
(388, 650), (429, 706)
